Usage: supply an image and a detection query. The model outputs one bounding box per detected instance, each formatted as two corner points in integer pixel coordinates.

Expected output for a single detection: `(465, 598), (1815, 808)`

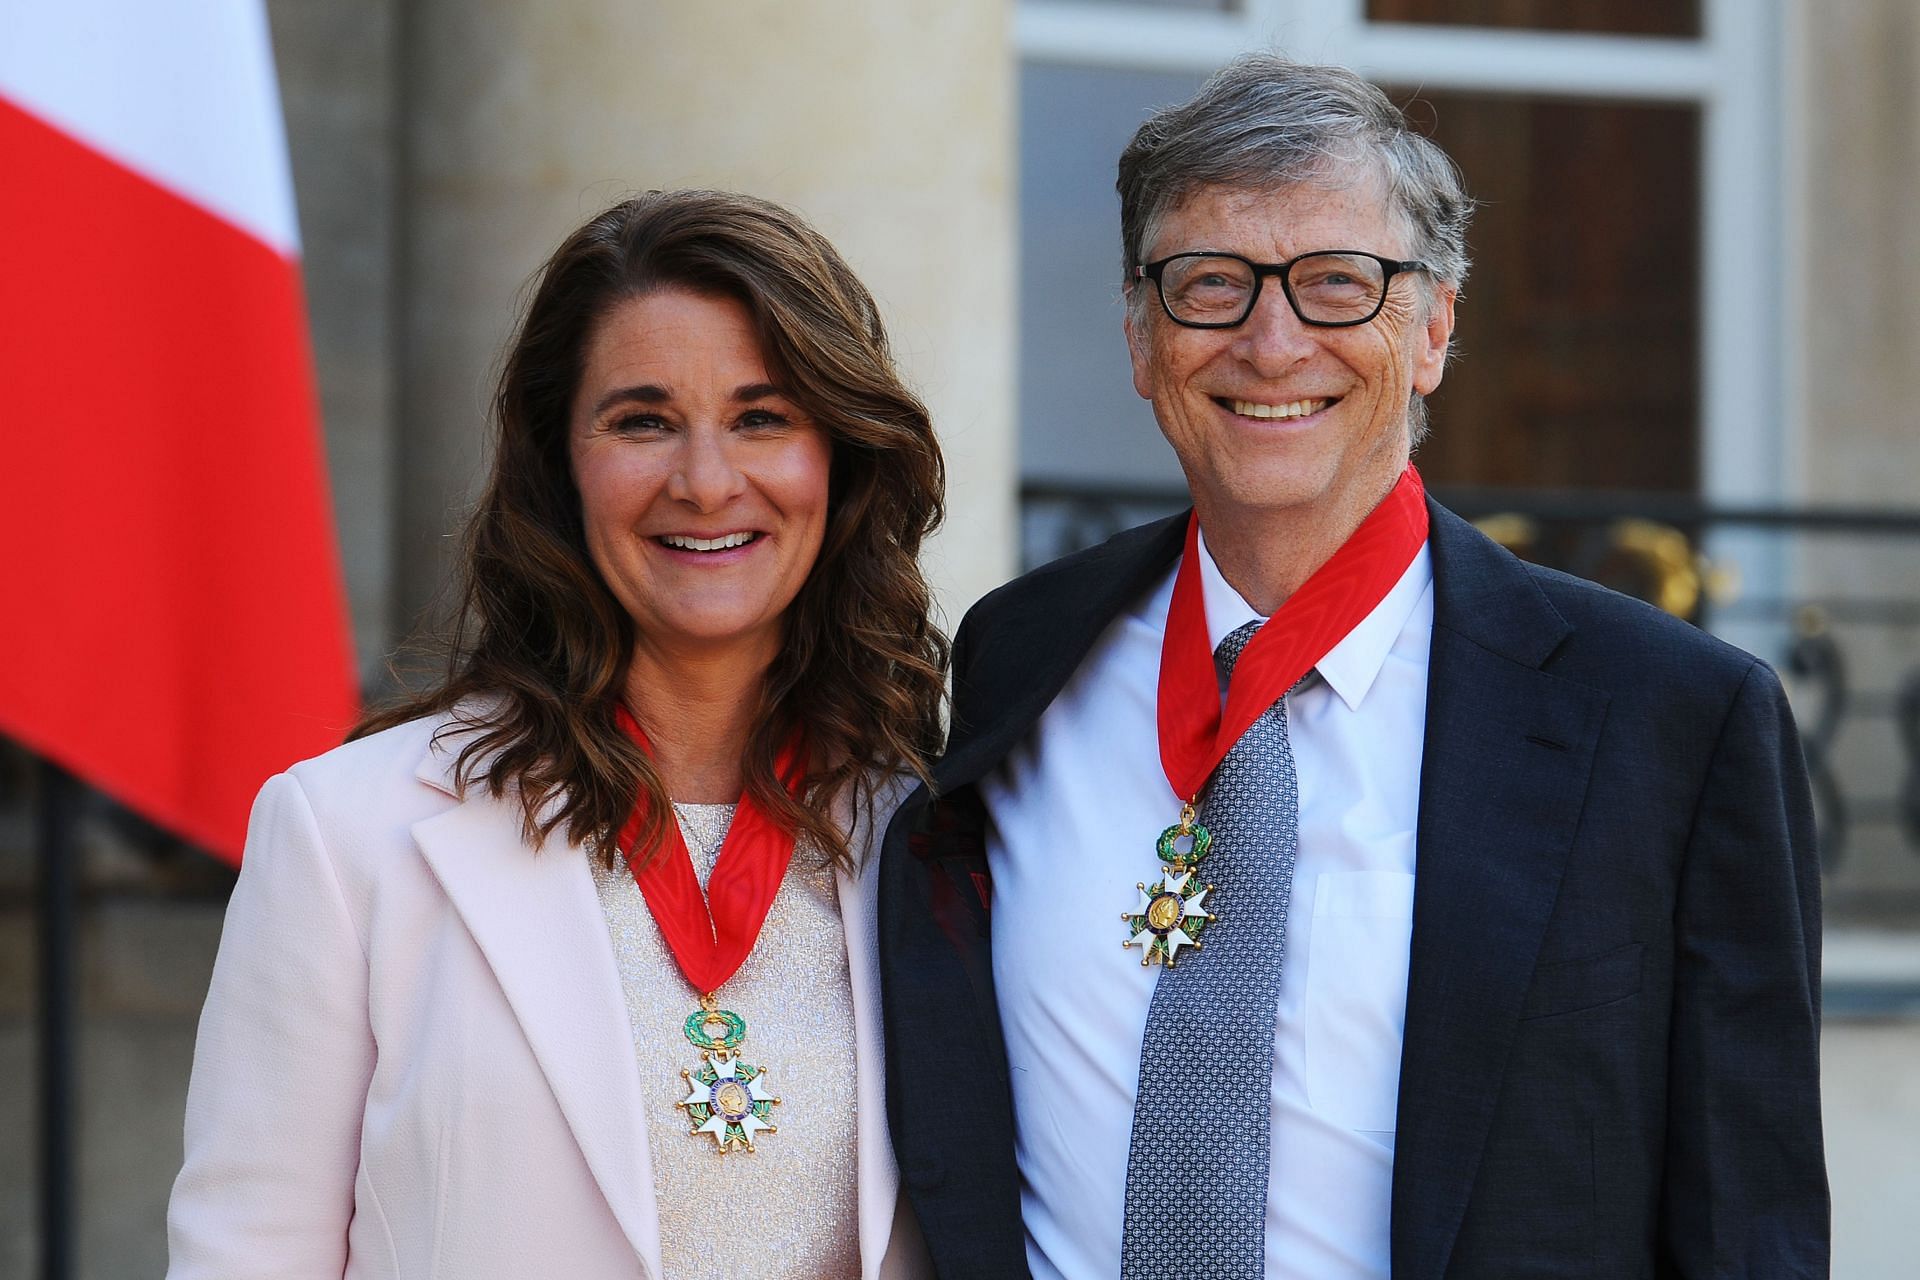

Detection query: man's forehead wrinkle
(1146, 167), (1401, 261)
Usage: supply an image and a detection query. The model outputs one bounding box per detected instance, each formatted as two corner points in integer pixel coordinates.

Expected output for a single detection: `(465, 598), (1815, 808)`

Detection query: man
(880, 54), (1827, 1280)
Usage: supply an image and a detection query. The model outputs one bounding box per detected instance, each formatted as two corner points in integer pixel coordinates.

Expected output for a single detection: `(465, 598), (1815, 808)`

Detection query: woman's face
(569, 288), (832, 665)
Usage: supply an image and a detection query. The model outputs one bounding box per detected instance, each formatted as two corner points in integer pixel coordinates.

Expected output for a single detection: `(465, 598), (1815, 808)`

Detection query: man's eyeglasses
(1134, 250), (1432, 329)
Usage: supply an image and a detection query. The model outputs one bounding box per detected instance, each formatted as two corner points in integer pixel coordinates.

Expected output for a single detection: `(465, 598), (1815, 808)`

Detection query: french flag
(0, 1), (360, 864)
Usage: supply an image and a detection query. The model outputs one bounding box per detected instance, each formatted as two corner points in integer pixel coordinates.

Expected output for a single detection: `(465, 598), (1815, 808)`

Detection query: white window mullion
(1338, 24), (1711, 99)
(1776, 0), (1810, 499)
(1257, 0), (1365, 59)
(1017, 4), (1252, 72)
(1700, 0), (1787, 505)
(1020, 4), (1714, 101)
(1697, 0), (1788, 659)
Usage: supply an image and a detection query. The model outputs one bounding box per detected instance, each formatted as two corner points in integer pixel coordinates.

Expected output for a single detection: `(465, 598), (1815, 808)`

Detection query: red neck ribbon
(613, 704), (806, 995)
(1157, 464), (1429, 802)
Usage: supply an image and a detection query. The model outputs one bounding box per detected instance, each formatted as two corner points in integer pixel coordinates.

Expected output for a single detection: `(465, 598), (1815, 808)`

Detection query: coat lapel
(835, 775), (915, 1280)
(410, 738), (664, 1280)
(1389, 504), (1611, 1280)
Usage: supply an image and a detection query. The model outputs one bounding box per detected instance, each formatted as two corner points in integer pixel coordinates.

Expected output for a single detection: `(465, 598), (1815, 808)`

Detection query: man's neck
(1195, 469), (1405, 616)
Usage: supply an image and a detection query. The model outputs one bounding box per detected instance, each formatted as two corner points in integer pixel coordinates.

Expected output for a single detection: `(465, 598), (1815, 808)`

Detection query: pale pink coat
(166, 713), (931, 1279)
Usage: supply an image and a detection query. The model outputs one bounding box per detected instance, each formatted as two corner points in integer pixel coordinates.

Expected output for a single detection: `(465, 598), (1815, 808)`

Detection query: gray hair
(1118, 53), (1473, 291)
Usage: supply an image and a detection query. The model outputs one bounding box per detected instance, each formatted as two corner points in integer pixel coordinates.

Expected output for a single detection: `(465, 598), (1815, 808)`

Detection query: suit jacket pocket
(1519, 941), (1644, 1020)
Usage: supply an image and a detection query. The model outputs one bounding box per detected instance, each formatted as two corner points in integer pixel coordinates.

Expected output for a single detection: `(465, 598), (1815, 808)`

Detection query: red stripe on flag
(0, 96), (359, 864)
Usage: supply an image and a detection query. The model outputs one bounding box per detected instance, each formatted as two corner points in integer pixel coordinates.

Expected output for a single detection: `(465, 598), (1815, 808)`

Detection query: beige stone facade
(1787, 0), (1920, 922)
(1795, 0), (1920, 510)
(1792, 5), (1920, 1263)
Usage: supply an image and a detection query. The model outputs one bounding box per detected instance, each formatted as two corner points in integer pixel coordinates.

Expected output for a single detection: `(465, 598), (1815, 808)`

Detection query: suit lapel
(410, 739), (664, 1280)
(1390, 504), (1610, 1280)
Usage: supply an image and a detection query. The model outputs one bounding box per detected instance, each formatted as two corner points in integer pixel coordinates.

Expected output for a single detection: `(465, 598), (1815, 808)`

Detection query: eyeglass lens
(1158, 252), (1390, 325)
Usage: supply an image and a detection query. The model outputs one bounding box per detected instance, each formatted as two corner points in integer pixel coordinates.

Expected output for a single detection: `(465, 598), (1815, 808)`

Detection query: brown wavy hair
(356, 190), (948, 869)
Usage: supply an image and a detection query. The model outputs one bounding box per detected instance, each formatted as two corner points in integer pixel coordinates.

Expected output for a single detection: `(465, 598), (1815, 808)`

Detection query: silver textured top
(590, 802), (860, 1279)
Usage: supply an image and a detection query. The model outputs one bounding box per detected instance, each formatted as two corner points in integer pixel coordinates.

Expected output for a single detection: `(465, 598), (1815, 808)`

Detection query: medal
(614, 706), (806, 1155)
(1122, 801), (1216, 967)
(677, 994), (780, 1153)
(1132, 464), (1429, 965)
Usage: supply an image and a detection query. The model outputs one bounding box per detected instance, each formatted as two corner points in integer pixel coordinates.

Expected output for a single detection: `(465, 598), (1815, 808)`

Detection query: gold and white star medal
(1122, 801), (1217, 967)
(676, 995), (780, 1153)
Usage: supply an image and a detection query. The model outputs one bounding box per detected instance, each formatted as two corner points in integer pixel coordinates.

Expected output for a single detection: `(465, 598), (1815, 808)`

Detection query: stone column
(1790, 9), (1920, 1273)
(394, 0), (1018, 643)
(269, 0), (400, 678)
(1794, 0), (1920, 511)
(1789, 0), (1920, 893)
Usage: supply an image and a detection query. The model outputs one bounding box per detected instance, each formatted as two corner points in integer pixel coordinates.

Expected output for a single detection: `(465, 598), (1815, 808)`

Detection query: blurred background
(3, 0), (1917, 1274)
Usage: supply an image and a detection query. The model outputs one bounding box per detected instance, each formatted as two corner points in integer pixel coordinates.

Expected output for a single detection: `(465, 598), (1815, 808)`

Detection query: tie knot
(1214, 620), (1263, 680)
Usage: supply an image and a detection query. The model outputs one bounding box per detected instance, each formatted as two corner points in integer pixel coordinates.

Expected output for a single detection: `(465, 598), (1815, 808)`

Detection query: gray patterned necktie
(1122, 619), (1300, 1279)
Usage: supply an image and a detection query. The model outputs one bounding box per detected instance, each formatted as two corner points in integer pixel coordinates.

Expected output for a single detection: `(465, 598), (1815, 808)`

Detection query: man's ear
(1124, 296), (1155, 402)
(1412, 284), (1457, 397)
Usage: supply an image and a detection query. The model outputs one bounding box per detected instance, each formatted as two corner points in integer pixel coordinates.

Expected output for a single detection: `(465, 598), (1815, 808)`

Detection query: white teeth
(660, 532), (756, 551)
(1231, 398), (1330, 420)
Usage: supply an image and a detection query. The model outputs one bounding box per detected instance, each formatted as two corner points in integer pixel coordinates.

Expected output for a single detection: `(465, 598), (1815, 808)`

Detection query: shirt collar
(1195, 525), (1434, 713)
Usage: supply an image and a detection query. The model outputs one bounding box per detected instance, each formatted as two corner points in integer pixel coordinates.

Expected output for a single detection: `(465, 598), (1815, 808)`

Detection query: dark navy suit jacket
(880, 500), (1828, 1279)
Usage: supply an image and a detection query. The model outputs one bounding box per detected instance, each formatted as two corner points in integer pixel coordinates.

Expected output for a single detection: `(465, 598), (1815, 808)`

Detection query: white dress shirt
(980, 530), (1433, 1280)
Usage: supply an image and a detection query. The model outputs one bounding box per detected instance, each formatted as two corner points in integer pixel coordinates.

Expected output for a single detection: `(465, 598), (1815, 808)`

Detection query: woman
(167, 190), (946, 1279)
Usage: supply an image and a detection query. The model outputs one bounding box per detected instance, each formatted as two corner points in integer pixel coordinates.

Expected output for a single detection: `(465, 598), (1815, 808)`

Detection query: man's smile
(1215, 397), (1337, 421)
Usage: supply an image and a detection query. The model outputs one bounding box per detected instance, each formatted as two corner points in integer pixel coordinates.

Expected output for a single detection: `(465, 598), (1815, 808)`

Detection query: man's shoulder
(936, 513), (1185, 768)
(959, 511), (1187, 644)
(1517, 555), (1769, 699)
(1430, 501), (1749, 666)
(1428, 506), (1781, 744)
(1533, 556), (1748, 654)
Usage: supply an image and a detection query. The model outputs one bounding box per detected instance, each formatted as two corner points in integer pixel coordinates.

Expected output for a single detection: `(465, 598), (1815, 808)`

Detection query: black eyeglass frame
(1133, 249), (1433, 330)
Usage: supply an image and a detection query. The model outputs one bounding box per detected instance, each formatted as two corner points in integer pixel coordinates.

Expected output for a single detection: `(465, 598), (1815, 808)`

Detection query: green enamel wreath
(683, 1007), (747, 1050)
(1155, 820), (1213, 866)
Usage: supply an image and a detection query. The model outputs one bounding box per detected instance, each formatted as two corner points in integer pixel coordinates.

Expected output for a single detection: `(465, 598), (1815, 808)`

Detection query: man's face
(1125, 176), (1455, 532)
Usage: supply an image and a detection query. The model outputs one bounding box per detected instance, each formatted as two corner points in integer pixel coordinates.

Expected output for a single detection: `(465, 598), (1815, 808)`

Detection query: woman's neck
(621, 639), (772, 803)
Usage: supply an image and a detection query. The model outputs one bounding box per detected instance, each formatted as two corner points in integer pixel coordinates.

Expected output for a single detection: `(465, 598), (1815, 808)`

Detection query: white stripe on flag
(0, 0), (301, 255)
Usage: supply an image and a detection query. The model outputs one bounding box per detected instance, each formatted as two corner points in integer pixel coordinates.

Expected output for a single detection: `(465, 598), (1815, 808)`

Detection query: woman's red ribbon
(1157, 464), (1429, 803)
(613, 705), (805, 995)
